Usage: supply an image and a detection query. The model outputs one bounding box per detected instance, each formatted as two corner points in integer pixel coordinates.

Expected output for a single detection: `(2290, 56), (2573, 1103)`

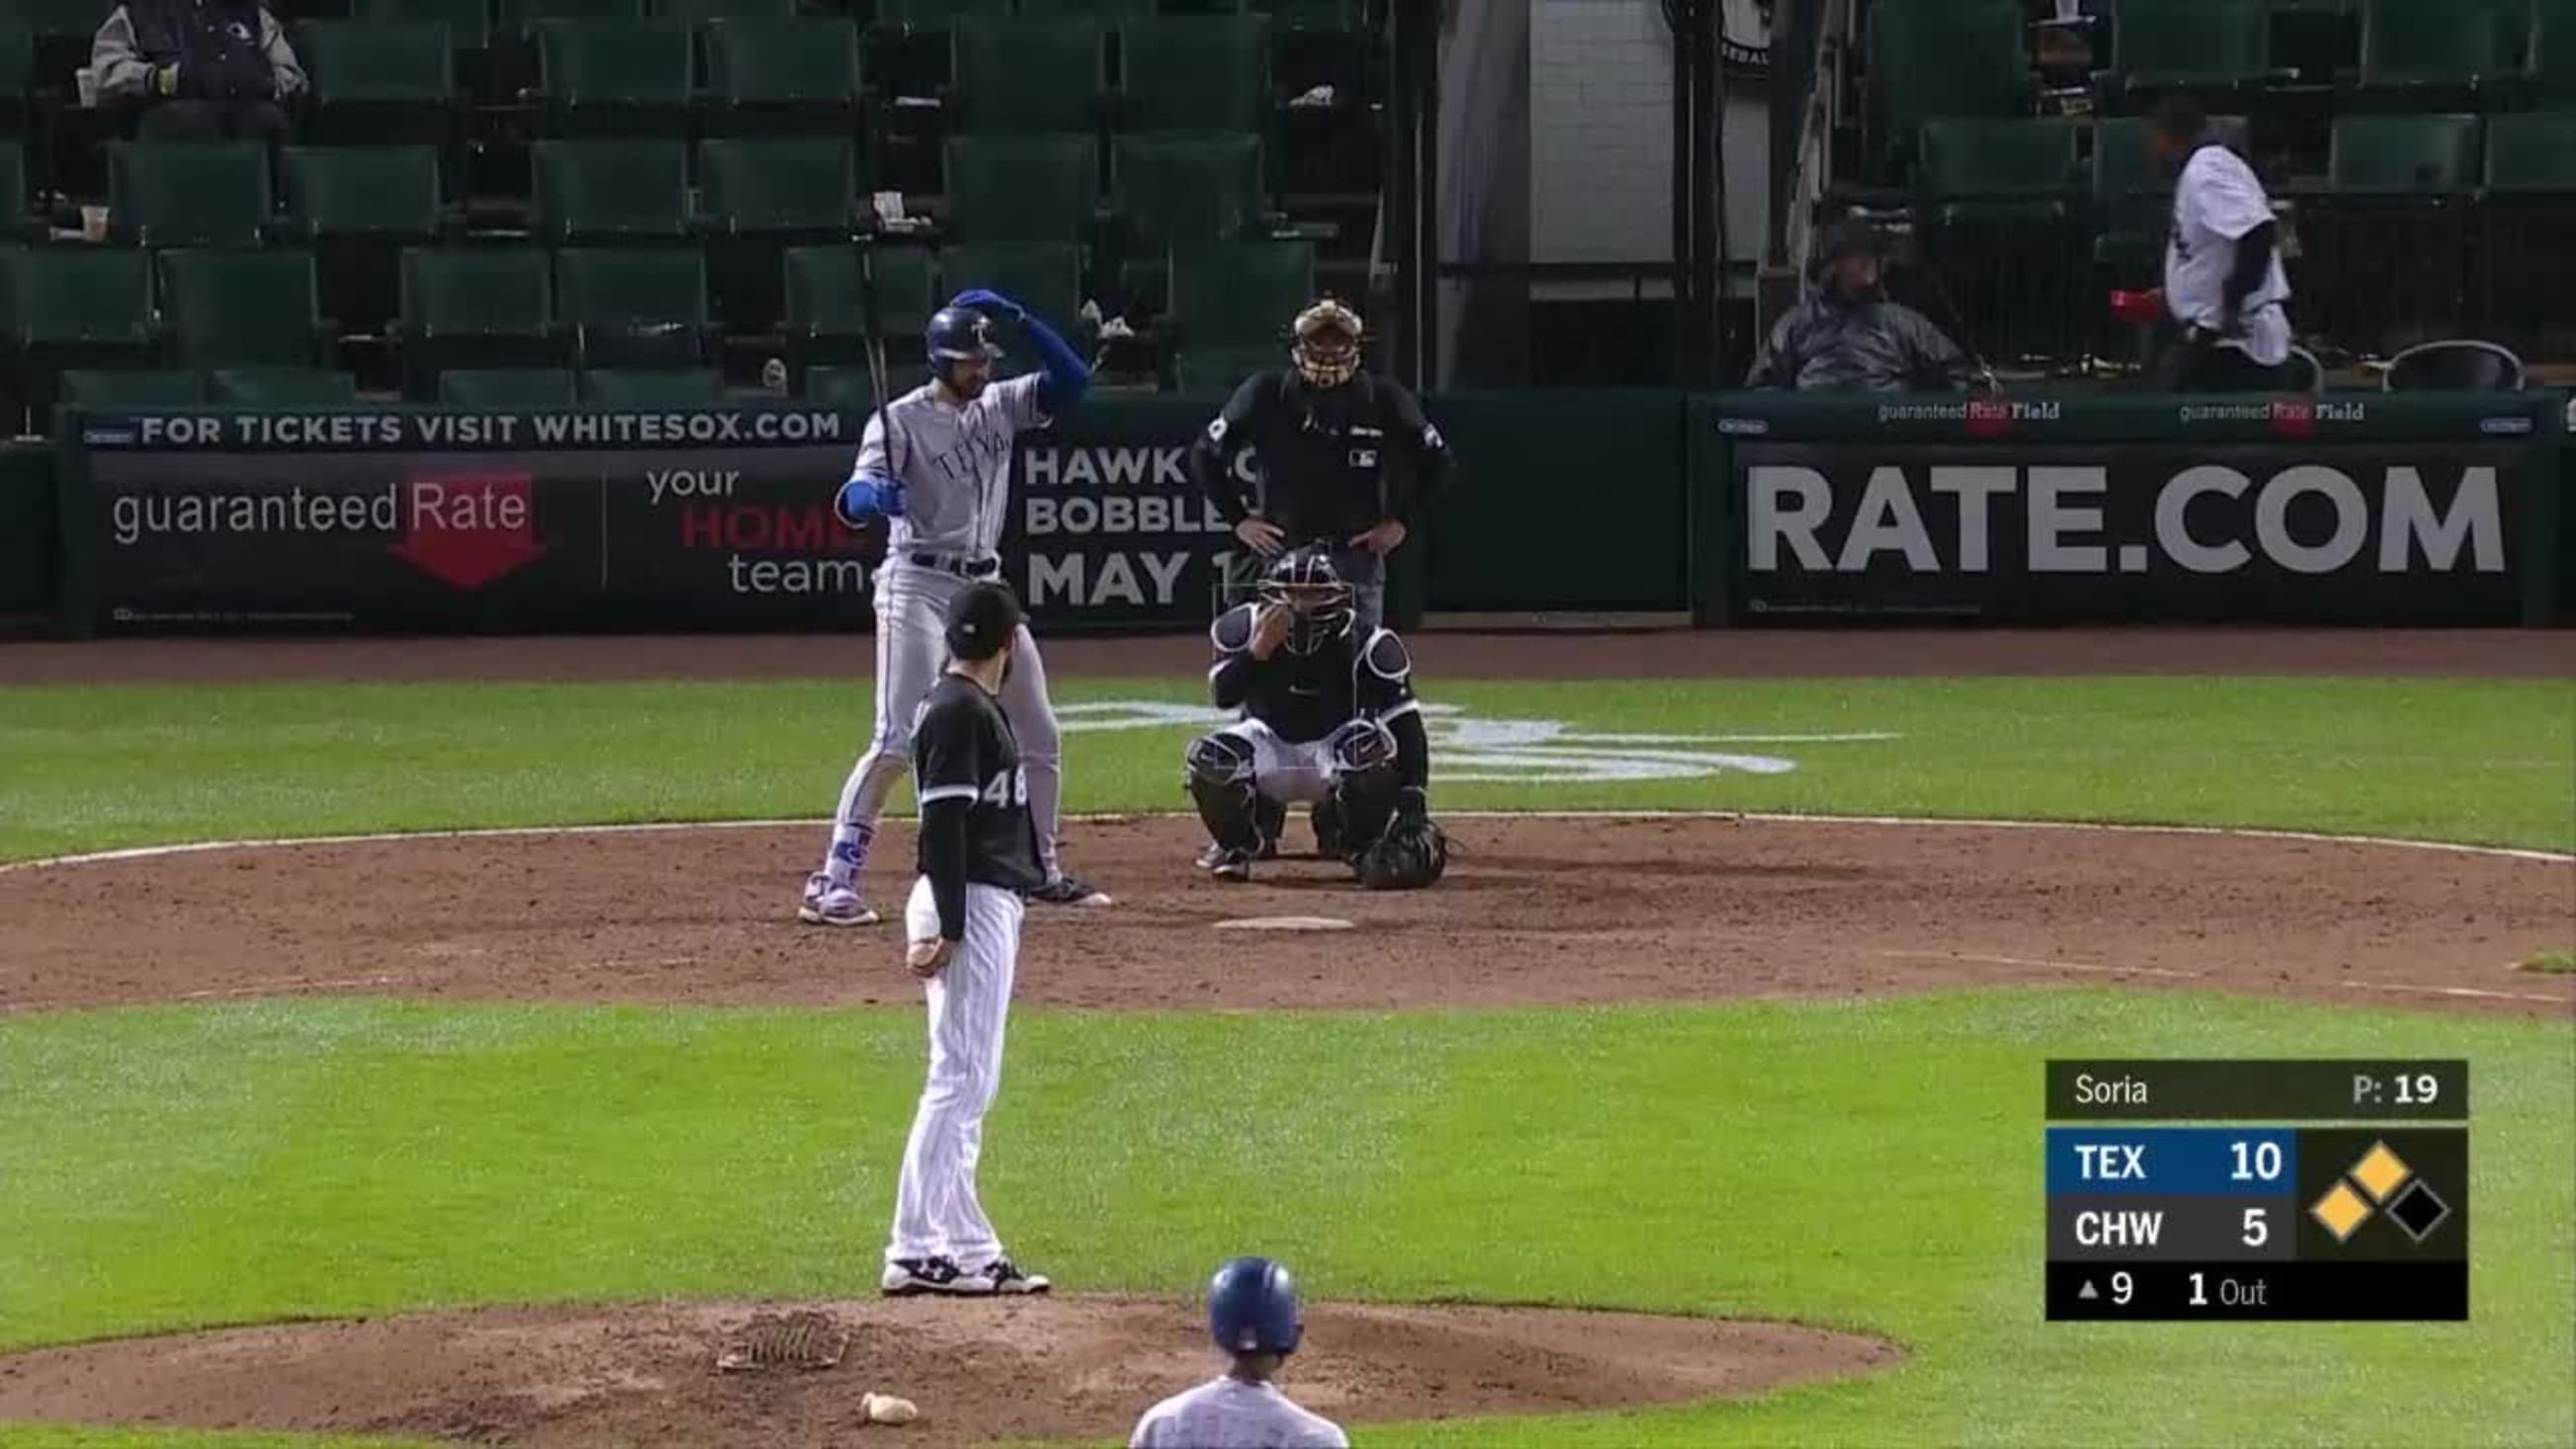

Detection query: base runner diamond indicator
(2385, 1179), (2452, 1243)
(2349, 1141), (2413, 1203)
(2310, 1180), (2373, 1243)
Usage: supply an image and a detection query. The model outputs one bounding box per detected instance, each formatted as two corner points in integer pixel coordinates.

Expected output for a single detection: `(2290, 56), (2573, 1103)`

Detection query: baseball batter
(799, 289), (1111, 927)
(1130, 1256), (1347, 1448)
(882, 582), (1050, 1298)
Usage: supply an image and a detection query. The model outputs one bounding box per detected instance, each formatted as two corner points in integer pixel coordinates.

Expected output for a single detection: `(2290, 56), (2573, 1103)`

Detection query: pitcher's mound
(0, 1297), (1898, 1447)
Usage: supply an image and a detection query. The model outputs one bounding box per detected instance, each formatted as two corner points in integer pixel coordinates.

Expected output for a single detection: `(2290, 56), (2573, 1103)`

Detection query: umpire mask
(1291, 299), (1363, 388)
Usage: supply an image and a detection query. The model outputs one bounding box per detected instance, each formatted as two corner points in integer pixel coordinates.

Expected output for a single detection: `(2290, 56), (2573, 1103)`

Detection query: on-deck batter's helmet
(943, 581), (1023, 662)
(1257, 546), (1354, 655)
(1208, 1256), (1304, 1356)
(1291, 298), (1362, 387)
(926, 306), (1006, 372)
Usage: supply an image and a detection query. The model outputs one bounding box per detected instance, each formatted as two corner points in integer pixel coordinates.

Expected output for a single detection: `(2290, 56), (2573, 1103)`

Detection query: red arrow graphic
(391, 473), (546, 590)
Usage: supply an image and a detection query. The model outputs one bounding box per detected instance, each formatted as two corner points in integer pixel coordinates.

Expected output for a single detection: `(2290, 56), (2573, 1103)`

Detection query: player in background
(1130, 1256), (1347, 1449)
(880, 583), (1052, 1299)
(1186, 299), (1455, 637)
(1185, 547), (1448, 890)
(2147, 93), (2294, 391)
(801, 289), (1112, 928)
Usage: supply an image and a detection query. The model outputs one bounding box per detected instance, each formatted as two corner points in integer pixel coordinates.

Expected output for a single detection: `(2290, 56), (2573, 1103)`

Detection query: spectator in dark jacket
(92, 0), (303, 149)
(1745, 220), (1975, 392)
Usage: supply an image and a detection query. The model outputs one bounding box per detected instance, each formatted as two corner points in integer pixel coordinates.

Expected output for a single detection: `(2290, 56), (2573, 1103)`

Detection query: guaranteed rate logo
(392, 474), (543, 590)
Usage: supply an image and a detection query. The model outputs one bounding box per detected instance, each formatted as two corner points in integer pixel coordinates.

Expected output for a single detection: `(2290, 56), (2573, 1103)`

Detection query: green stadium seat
(2329, 114), (2481, 194)
(0, 146), (30, 244)
(1867, 0), (2027, 166)
(282, 145), (443, 241)
(800, 362), (878, 407)
(2539, 1), (2576, 105)
(5, 249), (155, 356)
(2359, 0), (2523, 92)
(953, 20), (1105, 133)
(532, 138), (690, 242)
(359, 0), (491, 45)
(298, 20), (457, 106)
(206, 367), (362, 407)
(939, 242), (1087, 332)
(781, 243), (936, 371)
(1250, 0), (1359, 26)
(397, 247), (562, 395)
(530, 21), (694, 135)
(159, 250), (325, 367)
(700, 136), (861, 329)
(1167, 240), (1311, 347)
(875, 0), (1012, 27)
(1121, 17), (1270, 132)
(704, 18), (863, 132)
(11, 0), (115, 35)
(0, 29), (34, 137)
(108, 141), (271, 248)
(580, 366), (724, 405)
(700, 137), (859, 235)
(653, 0), (796, 17)
(281, 144), (444, 336)
(1918, 119), (2081, 204)
(502, 0), (647, 26)
(2484, 112), (2576, 191)
(1021, 0), (1158, 16)
(944, 133), (1100, 243)
(60, 369), (204, 409)
(2115, 0), (2277, 93)
(554, 246), (710, 368)
(1113, 131), (1263, 248)
(1174, 343), (1284, 395)
(439, 366), (579, 407)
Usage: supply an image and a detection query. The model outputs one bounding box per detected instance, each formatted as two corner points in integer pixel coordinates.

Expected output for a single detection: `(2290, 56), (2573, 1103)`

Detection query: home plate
(1214, 916), (1357, 931)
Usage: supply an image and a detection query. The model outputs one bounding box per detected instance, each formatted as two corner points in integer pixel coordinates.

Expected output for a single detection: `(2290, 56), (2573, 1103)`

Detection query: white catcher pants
(887, 875), (1025, 1269)
(824, 561), (1065, 888)
(1220, 717), (1339, 805)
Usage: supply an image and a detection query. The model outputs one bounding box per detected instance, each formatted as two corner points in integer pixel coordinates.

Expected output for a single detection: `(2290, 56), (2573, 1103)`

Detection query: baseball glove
(1353, 791), (1449, 890)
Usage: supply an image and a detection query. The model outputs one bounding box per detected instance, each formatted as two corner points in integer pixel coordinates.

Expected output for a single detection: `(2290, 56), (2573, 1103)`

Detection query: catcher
(1184, 547), (1448, 889)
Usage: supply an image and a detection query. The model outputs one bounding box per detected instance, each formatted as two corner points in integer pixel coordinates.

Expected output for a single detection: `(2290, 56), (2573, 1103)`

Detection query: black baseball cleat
(978, 1257), (1051, 1295)
(1029, 872), (1113, 908)
(1208, 846), (1257, 881)
(882, 1255), (994, 1297)
(1196, 837), (1278, 870)
(1311, 799), (1345, 859)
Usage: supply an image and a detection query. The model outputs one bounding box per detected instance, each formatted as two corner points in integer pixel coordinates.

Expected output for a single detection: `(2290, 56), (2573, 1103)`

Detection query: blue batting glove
(946, 287), (1024, 319)
(835, 474), (905, 527)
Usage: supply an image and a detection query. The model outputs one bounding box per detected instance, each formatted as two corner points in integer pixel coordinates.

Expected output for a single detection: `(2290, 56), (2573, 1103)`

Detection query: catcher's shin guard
(1184, 731), (1265, 852)
(1324, 717), (1402, 857)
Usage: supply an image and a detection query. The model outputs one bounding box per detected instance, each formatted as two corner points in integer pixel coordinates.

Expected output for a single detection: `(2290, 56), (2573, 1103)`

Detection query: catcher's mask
(1291, 299), (1362, 388)
(1258, 547), (1354, 654)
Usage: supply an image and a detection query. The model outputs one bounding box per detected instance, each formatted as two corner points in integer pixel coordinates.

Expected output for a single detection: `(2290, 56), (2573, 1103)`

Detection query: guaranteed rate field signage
(63, 403), (1240, 634)
(1711, 392), (2562, 625)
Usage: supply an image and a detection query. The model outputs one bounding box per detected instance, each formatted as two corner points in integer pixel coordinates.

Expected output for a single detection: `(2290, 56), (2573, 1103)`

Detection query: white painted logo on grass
(1055, 701), (1897, 783)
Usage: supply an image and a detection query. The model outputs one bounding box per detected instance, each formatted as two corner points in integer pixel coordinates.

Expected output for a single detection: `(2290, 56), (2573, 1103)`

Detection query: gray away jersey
(849, 373), (1051, 557)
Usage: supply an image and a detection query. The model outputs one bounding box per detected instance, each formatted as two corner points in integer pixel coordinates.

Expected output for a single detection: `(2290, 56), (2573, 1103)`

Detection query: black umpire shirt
(1187, 368), (1457, 546)
(913, 673), (1046, 940)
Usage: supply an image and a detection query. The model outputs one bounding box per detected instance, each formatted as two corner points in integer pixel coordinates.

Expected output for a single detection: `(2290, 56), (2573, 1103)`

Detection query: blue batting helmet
(1207, 1256), (1303, 1356)
(926, 306), (1005, 365)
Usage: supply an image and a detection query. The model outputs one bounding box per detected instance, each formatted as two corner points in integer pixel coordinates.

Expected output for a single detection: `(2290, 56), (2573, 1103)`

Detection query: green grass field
(2, 673), (2571, 1447)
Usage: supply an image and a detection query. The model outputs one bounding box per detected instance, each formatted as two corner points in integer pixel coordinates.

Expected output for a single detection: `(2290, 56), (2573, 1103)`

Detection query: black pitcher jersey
(1206, 603), (1416, 744)
(912, 675), (1047, 892)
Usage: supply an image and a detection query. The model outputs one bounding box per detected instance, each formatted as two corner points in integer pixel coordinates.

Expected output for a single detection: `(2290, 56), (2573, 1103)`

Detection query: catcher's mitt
(1354, 812), (1449, 891)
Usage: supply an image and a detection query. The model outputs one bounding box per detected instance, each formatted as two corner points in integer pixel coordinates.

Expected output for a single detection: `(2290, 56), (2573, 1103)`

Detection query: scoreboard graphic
(2045, 1060), (2469, 1321)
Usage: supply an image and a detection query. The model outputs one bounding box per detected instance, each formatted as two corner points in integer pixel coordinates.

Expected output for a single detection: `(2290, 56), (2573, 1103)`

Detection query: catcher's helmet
(1208, 1256), (1304, 1357)
(1258, 546), (1354, 655)
(1291, 298), (1362, 388)
(926, 306), (1005, 368)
